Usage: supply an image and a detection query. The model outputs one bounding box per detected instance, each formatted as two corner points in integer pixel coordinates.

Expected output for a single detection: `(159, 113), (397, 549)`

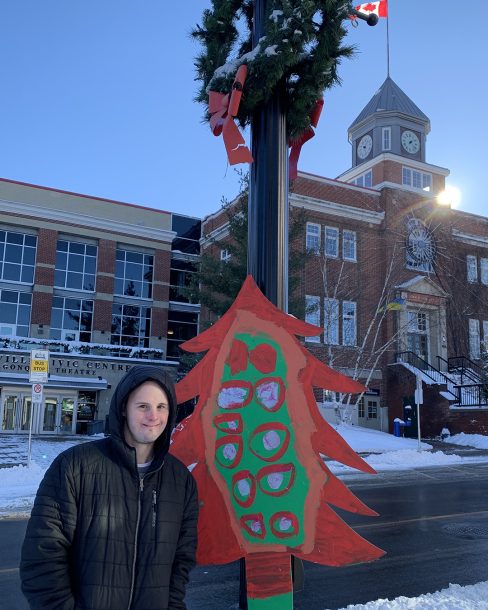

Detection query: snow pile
(449, 432), (488, 450)
(333, 580), (488, 609)
(335, 424), (432, 453)
(0, 436), (99, 517)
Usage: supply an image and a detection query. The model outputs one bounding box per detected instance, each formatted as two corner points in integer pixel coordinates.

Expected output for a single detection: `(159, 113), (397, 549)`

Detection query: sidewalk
(0, 434), (95, 468)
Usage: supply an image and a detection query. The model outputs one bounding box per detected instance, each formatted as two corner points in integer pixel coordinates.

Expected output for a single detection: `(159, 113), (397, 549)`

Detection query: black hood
(108, 365), (178, 463)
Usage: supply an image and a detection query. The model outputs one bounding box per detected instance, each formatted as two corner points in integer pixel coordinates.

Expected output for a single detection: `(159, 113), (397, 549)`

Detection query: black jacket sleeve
(20, 451), (78, 610)
(168, 471), (199, 610)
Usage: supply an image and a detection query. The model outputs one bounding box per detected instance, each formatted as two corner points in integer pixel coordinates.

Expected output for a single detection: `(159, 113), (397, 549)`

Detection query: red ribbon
(288, 98), (324, 180)
(209, 65), (253, 166)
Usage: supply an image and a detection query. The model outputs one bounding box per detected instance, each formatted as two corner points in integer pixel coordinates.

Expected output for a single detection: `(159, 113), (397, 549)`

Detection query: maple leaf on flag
(355, 0), (388, 18)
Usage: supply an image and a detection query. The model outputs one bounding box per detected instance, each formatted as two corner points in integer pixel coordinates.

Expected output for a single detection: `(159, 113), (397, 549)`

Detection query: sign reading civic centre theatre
(29, 350), (49, 383)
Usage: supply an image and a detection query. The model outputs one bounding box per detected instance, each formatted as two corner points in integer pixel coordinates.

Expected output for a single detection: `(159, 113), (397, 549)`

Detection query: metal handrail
(448, 356), (484, 384)
(395, 351), (457, 395)
(452, 383), (488, 408)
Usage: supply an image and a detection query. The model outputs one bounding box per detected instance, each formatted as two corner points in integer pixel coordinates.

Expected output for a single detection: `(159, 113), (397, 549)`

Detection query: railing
(397, 351), (488, 408)
(447, 356), (485, 384)
(396, 351), (457, 396)
(452, 383), (488, 408)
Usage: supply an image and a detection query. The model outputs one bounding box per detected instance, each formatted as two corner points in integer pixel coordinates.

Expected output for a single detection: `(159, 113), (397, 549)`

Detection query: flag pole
(386, 1), (390, 77)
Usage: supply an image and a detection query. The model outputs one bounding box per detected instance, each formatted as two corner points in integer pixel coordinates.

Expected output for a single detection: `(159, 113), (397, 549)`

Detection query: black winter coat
(20, 366), (198, 610)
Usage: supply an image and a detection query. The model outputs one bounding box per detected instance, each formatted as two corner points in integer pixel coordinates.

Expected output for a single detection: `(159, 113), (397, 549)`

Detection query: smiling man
(20, 365), (198, 610)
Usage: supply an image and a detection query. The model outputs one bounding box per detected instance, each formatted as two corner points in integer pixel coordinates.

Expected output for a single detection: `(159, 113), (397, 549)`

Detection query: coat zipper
(152, 490), (157, 528)
(127, 476), (144, 610)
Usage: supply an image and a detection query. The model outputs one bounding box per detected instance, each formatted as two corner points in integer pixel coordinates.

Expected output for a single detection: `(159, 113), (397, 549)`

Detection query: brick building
(0, 178), (200, 435)
(202, 77), (488, 437)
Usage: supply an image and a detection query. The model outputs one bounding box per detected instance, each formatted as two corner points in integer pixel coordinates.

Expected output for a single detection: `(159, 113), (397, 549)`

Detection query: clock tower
(348, 76), (429, 166)
(338, 76), (449, 196)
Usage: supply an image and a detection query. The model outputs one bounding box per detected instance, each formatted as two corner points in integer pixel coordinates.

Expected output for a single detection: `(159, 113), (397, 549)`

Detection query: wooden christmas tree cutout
(171, 275), (384, 609)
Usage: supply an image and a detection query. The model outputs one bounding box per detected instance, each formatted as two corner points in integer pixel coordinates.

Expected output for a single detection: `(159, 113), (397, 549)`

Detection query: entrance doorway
(1, 389), (77, 434)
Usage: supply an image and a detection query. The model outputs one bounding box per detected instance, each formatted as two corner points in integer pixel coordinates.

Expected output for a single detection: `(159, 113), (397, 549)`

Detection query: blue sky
(0, 1), (485, 220)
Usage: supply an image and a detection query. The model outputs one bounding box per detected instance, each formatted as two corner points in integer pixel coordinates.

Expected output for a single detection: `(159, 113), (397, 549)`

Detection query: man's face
(123, 381), (170, 452)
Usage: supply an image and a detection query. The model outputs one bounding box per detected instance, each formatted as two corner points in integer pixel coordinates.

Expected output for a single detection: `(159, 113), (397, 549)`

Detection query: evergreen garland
(193, 0), (356, 139)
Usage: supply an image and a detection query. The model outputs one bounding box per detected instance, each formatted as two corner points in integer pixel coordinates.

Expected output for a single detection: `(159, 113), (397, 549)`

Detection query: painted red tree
(171, 275), (384, 609)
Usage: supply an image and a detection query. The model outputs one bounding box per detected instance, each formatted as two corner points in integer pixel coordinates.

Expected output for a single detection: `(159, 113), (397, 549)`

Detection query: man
(20, 365), (198, 610)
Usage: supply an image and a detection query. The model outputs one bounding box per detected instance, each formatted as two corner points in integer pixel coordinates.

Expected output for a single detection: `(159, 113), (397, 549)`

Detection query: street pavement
(3, 461), (488, 610)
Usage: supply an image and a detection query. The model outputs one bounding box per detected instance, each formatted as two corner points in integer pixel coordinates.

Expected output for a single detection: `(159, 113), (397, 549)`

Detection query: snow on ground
(2, 426), (488, 517)
(449, 432), (488, 449)
(332, 580), (488, 610)
(0, 435), (100, 517)
(326, 424), (488, 474)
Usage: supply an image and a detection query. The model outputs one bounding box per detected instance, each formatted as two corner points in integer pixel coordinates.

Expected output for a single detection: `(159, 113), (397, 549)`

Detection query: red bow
(288, 98), (324, 180)
(209, 65), (253, 166)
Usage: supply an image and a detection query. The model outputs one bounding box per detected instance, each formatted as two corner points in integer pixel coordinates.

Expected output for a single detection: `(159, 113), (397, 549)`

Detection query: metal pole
(247, 0), (289, 311)
(27, 396), (34, 467)
(416, 375), (422, 452)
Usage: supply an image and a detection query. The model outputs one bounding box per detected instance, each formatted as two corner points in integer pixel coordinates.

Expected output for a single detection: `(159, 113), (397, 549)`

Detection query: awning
(0, 373), (108, 391)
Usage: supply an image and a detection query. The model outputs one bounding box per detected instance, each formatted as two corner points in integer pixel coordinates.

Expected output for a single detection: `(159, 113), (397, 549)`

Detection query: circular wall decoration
(406, 219), (435, 269)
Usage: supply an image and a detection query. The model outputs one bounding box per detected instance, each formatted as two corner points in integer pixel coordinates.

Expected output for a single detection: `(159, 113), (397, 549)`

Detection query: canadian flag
(355, 0), (388, 18)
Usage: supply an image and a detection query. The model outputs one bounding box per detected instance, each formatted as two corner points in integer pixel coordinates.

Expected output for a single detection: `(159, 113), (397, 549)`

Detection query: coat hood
(108, 365), (178, 464)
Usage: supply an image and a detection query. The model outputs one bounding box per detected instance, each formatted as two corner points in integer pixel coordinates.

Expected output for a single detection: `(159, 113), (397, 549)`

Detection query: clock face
(401, 130), (420, 154)
(357, 134), (372, 159)
(406, 218), (435, 270)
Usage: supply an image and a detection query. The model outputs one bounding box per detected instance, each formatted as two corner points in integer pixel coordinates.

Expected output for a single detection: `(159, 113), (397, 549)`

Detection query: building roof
(349, 77), (430, 132)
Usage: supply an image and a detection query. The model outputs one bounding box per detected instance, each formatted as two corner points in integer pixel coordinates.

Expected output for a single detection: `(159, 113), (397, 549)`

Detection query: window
(167, 310), (199, 360)
(402, 167), (432, 192)
(324, 298), (339, 345)
(353, 170), (372, 187)
(77, 391), (97, 421)
(170, 258), (197, 303)
(358, 400), (365, 418)
(343, 230), (357, 262)
(220, 248), (231, 262)
(342, 301), (357, 346)
(50, 297), (93, 343)
(382, 127), (391, 151)
(408, 311), (427, 334)
(0, 230), (37, 284)
(111, 303), (151, 347)
(483, 321), (488, 353)
(55, 240), (97, 292)
(467, 255), (478, 283)
(306, 223), (321, 254)
(407, 311), (429, 360)
(480, 258), (488, 285)
(172, 215), (201, 255)
(323, 390), (338, 404)
(115, 248), (153, 299)
(469, 318), (481, 360)
(324, 227), (339, 257)
(367, 400), (378, 419)
(305, 295), (320, 342)
(0, 289), (31, 337)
